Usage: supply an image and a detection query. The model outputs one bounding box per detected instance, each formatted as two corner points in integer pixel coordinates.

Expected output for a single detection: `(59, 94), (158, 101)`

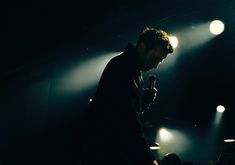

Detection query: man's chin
(141, 68), (149, 72)
(147, 65), (159, 72)
(143, 67), (153, 72)
(142, 65), (158, 72)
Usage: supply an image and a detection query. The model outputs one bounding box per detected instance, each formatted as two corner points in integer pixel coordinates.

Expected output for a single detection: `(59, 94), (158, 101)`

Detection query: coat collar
(123, 43), (142, 72)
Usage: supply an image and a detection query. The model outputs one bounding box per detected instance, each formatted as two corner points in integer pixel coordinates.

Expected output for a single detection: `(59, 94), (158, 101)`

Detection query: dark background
(2, 0), (235, 164)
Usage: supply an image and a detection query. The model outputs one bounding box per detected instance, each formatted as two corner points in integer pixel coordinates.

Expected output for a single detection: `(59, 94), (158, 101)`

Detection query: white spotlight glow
(169, 36), (178, 48)
(159, 128), (172, 141)
(150, 146), (161, 150)
(56, 52), (120, 93)
(156, 128), (190, 156)
(210, 20), (224, 35)
(89, 98), (93, 102)
(224, 139), (235, 143)
(216, 105), (225, 113)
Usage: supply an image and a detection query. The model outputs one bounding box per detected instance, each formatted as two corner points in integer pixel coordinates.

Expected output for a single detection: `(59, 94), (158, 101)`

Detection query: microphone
(148, 75), (156, 89)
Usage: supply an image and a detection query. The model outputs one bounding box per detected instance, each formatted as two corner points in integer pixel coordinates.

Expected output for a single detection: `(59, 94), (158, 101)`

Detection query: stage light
(156, 128), (190, 157)
(169, 36), (178, 48)
(209, 20), (224, 35)
(213, 105), (225, 127)
(159, 128), (172, 141)
(89, 98), (93, 102)
(150, 146), (161, 150)
(150, 142), (160, 150)
(151, 22), (215, 74)
(56, 52), (121, 93)
(224, 139), (235, 143)
(216, 105), (225, 113)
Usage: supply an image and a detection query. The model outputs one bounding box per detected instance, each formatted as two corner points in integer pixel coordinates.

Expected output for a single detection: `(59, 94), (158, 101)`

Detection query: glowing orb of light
(159, 128), (172, 141)
(169, 36), (178, 48)
(216, 105), (225, 113)
(210, 20), (224, 35)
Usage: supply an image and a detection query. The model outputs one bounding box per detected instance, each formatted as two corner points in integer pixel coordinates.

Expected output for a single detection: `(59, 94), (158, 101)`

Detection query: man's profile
(81, 27), (174, 165)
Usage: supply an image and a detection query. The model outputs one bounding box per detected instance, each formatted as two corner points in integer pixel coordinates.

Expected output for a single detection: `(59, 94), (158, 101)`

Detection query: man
(81, 27), (174, 165)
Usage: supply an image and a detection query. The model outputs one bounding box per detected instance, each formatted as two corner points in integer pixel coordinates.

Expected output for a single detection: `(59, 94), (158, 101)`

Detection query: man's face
(141, 45), (168, 72)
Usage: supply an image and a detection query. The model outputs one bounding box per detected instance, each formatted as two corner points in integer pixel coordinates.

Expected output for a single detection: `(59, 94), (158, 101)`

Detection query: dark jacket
(82, 43), (155, 165)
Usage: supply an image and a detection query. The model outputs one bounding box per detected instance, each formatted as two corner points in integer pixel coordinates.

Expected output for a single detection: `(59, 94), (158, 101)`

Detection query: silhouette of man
(82, 27), (174, 165)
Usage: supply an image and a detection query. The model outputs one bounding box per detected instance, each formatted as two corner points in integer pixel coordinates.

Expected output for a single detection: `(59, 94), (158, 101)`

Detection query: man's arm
(96, 57), (157, 164)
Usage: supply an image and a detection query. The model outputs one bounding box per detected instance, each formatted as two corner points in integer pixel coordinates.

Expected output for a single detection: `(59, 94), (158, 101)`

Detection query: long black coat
(81, 43), (154, 164)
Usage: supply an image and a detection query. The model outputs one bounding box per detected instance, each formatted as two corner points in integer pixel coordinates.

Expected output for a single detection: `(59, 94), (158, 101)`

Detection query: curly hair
(136, 27), (174, 54)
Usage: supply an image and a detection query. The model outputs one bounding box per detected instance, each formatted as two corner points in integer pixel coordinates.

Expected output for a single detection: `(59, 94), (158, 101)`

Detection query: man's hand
(152, 160), (159, 165)
(148, 160), (159, 165)
(142, 87), (158, 110)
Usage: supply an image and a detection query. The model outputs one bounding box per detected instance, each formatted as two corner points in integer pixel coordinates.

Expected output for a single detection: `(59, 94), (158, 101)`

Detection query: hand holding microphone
(148, 75), (157, 101)
(142, 75), (158, 110)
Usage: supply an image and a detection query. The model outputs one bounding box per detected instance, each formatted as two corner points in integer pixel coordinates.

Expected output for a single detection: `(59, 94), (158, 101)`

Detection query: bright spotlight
(210, 20), (224, 35)
(216, 105), (225, 113)
(150, 146), (161, 150)
(224, 139), (235, 143)
(213, 105), (225, 126)
(159, 128), (172, 141)
(89, 98), (93, 102)
(169, 36), (178, 48)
